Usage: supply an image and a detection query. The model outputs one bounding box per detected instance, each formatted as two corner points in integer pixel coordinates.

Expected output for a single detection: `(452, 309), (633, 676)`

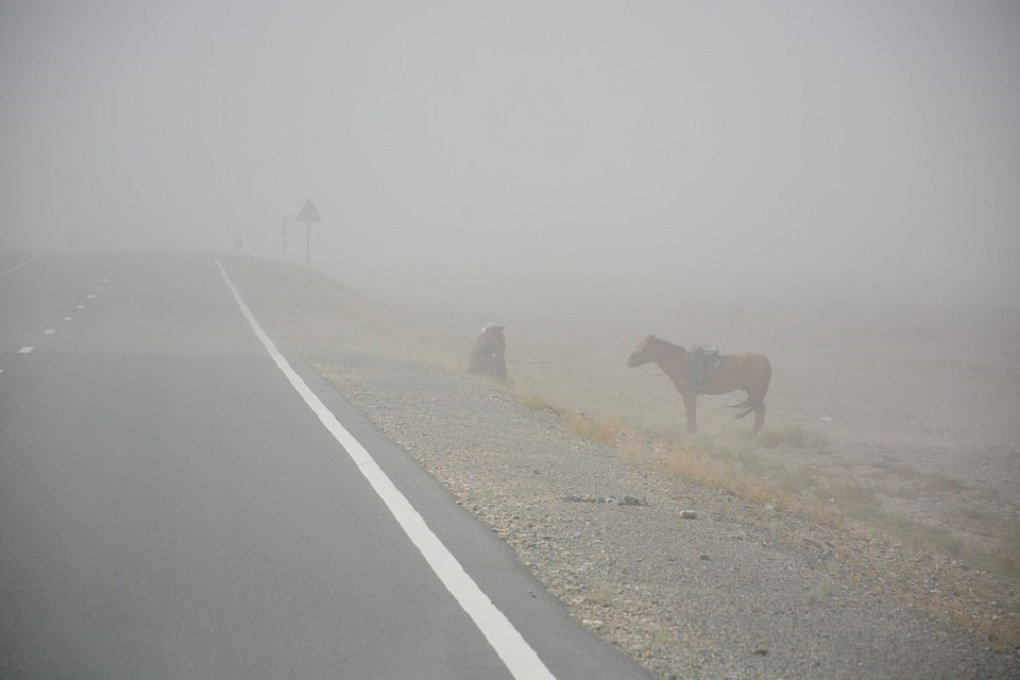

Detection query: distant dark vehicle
(627, 335), (772, 433)
(469, 324), (509, 385)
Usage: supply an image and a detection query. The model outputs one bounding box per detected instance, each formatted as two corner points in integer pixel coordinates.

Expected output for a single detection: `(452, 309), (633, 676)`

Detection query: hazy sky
(2, 1), (1018, 307)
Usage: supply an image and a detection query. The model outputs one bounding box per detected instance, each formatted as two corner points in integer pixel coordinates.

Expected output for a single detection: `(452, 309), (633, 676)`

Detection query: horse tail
(734, 405), (755, 420)
(732, 355), (771, 421)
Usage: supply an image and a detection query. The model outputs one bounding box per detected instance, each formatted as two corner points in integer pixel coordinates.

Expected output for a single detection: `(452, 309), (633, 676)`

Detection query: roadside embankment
(227, 257), (1019, 679)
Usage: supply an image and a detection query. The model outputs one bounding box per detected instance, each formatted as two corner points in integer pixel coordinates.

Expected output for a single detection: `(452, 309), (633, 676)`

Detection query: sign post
(296, 199), (322, 267)
(281, 218), (288, 262)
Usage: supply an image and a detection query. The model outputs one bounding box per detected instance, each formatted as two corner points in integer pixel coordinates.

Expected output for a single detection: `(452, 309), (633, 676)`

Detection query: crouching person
(469, 324), (510, 385)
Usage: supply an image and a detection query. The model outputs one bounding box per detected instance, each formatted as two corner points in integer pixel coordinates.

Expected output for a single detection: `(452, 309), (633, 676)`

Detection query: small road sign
(296, 199), (322, 267)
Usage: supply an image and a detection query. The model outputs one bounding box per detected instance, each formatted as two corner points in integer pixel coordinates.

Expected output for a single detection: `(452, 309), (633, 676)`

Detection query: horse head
(627, 335), (659, 368)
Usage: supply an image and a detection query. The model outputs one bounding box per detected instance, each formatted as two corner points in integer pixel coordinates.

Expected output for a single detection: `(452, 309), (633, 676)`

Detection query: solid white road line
(212, 258), (555, 680)
(0, 253), (38, 276)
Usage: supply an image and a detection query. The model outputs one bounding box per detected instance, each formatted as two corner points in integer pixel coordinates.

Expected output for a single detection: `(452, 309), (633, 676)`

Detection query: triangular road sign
(296, 199), (322, 223)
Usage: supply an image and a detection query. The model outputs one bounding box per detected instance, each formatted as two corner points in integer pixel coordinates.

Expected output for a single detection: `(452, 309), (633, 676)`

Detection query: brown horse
(627, 335), (772, 433)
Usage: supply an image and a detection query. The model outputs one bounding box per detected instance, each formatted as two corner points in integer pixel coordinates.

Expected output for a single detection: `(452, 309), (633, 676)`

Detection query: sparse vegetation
(754, 424), (830, 450)
(827, 480), (877, 509)
(516, 391), (1019, 582)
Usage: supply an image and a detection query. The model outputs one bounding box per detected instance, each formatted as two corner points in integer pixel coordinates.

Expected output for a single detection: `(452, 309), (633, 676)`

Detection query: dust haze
(3, 4), (1019, 435)
(4, 0), (1020, 647)
(2, 1), (1018, 312)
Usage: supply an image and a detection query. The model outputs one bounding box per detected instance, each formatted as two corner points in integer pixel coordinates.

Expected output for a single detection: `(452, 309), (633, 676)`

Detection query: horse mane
(649, 335), (685, 354)
(648, 336), (681, 350)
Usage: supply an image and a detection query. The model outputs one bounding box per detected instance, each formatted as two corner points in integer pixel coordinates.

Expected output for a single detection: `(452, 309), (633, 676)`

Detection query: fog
(2, 1), (1019, 312)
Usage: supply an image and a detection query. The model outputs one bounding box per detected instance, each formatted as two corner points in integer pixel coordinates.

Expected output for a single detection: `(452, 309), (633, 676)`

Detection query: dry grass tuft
(920, 472), (967, 494)
(986, 540), (1020, 581)
(660, 447), (707, 480)
(802, 501), (846, 529)
(516, 393), (558, 413)
(616, 443), (654, 465)
(657, 440), (790, 509)
(586, 581), (616, 608)
(564, 412), (625, 447)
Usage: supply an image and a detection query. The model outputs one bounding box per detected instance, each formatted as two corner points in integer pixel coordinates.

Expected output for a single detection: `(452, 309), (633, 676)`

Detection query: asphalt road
(0, 253), (650, 680)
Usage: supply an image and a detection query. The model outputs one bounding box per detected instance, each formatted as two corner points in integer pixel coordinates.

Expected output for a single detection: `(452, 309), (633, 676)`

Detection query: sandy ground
(225, 256), (1020, 677)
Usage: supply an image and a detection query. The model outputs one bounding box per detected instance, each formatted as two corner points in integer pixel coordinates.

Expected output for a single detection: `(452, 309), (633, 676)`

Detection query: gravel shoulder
(228, 258), (1019, 679)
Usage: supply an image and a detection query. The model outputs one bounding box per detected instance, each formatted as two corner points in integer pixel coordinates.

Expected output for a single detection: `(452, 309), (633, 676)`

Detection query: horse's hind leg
(753, 401), (766, 433)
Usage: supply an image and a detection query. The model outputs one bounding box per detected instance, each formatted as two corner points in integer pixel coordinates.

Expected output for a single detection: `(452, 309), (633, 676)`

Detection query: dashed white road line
(3, 259), (116, 366)
(213, 258), (556, 680)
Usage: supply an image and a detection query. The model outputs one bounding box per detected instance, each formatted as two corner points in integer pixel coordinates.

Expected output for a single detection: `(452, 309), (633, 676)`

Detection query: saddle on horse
(690, 345), (722, 394)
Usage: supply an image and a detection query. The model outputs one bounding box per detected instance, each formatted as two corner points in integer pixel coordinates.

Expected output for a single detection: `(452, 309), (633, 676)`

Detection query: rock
(563, 494), (648, 506)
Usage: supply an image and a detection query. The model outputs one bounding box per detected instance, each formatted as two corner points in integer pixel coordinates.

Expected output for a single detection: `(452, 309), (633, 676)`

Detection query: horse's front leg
(681, 392), (697, 433)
